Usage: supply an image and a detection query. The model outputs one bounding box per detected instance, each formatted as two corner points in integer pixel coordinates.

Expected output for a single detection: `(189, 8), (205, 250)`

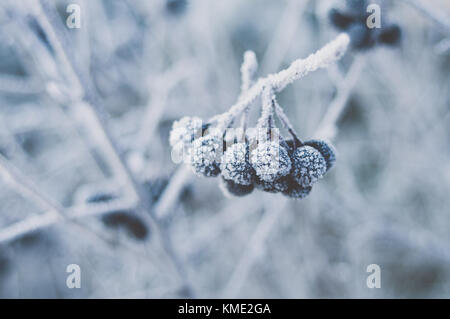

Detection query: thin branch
(314, 55), (366, 141)
(0, 154), (64, 217)
(134, 60), (194, 153)
(239, 50), (258, 130)
(273, 97), (301, 142)
(154, 166), (192, 220)
(215, 33), (350, 130)
(222, 198), (286, 297)
(0, 197), (137, 244)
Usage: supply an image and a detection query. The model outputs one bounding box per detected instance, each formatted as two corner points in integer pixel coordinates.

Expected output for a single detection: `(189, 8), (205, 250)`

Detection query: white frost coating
(215, 33), (350, 130)
(240, 51), (258, 94)
(256, 86), (275, 129)
(269, 33), (350, 91)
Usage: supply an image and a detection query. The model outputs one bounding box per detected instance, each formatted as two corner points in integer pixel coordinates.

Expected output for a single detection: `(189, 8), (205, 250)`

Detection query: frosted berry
(282, 181), (312, 199)
(305, 139), (336, 171)
(220, 177), (254, 197)
(221, 143), (255, 185)
(190, 133), (222, 177)
(291, 145), (327, 187)
(378, 24), (401, 46)
(251, 141), (292, 182)
(255, 175), (290, 193)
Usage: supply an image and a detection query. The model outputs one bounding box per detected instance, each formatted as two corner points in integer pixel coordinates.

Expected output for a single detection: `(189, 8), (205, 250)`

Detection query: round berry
(291, 145), (327, 187)
(221, 143), (255, 185)
(282, 181), (312, 199)
(304, 139), (336, 171)
(378, 24), (401, 46)
(220, 177), (254, 197)
(190, 134), (222, 177)
(255, 175), (290, 193)
(251, 141), (292, 182)
(347, 23), (375, 50)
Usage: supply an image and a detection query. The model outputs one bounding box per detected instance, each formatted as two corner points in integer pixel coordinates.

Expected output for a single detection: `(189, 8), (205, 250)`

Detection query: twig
(154, 165), (193, 220)
(260, 0), (308, 73)
(214, 33), (350, 130)
(0, 154), (64, 218)
(273, 98), (301, 142)
(222, 198), (287, 297)
(314, 55), (366, 141)
(134, 61), (194, 153)
(239, 51), (258, 130)
(0, 197), (137, 244)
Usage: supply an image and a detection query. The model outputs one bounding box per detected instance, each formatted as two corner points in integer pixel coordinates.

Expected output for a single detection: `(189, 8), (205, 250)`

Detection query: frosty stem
(214, 33), (350, 131)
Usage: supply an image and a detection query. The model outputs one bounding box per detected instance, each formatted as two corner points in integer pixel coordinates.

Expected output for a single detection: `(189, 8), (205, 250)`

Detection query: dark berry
(291, 146), (327, 187)
(165, 0), (188, 16)
(255, 175), (290, 193)
(282, 181), (312, 199)
(347, 23), (375, 50)
(329, 8), (355, 30)
(304, 139), (336, 171)
(221, 143), (255, 185)
(378, 24), (401, 46)
(102, 212), (149, 241)
(220, 177), (254, 197)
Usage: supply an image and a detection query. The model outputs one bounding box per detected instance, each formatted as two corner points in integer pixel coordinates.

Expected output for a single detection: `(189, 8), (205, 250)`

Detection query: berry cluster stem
(213, 33), (350, 131)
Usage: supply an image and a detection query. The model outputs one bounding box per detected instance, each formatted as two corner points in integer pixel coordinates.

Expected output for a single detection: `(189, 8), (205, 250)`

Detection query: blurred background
(0, 0), (449, 298)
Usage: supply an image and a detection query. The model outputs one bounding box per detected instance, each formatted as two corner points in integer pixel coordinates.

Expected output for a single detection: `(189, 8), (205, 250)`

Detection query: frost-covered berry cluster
(169, 34), (350, 199)
(329, 0), (401, 50)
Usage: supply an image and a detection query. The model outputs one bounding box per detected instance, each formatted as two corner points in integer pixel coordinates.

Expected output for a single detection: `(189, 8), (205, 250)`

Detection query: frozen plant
(169, 33), (350, 198)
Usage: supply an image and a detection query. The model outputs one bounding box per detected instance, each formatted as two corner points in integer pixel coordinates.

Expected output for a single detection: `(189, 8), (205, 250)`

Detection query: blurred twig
(315, 55), (366, 141)
(222, 198), (287, 297)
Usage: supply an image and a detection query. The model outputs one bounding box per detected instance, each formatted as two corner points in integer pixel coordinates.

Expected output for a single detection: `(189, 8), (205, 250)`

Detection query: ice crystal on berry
(190, 133), (222, 177)
(221, 143), (255, 185)
(251, 141), (291, 183)
(305, 139), (336, 171)
(291, 145), (327, 187)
